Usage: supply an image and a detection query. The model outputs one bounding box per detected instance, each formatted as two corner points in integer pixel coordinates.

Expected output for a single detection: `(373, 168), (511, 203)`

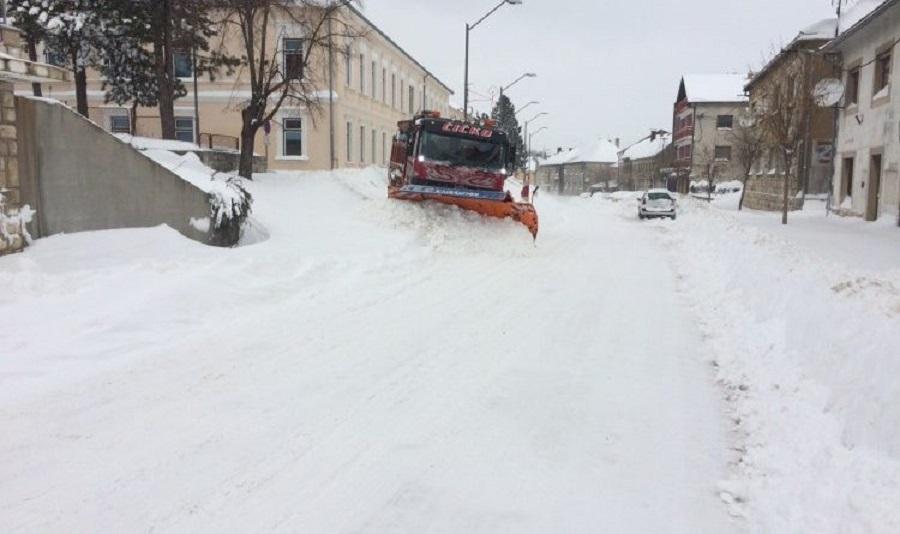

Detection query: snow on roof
(839, 0), (889, 34)
(796, 18), (838, 41)
(621, 132), (670, 161)
(682, 74), (749, 103)
(540, 138), (620, 166)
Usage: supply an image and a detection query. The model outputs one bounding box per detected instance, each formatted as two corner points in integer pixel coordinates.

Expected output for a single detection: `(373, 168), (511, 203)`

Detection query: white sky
(359, 0), (837, 152)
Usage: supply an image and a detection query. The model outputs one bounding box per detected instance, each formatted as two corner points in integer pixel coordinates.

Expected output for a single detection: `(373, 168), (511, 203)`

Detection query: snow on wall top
(541, 138), (619, 166)
(620, 133), (671, 161)
(682, 74), (749, 103)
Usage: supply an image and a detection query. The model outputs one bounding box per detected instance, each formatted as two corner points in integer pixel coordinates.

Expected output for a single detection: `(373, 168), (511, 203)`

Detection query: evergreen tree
(41, 0), (100, 117)
(491, 94), (525, 170)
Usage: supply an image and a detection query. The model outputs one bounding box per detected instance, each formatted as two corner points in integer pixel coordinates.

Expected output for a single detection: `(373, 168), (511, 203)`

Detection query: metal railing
(199, 133), (240, 152)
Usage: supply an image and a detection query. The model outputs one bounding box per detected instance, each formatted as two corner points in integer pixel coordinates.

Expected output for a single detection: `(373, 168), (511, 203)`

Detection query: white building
(826, 0), (900, 221)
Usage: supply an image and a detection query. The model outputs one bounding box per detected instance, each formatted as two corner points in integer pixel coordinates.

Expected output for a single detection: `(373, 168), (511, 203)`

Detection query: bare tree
(731, 112), (766, 210)
(218, 0), (362, 178)
(755, 51), (815, 224)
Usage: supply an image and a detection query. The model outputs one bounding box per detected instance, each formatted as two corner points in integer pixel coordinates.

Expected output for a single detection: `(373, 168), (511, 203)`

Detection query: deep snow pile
(625, 196), (900, 532)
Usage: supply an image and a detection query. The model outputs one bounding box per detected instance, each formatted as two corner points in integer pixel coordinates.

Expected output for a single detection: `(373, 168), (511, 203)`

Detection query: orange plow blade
(389, 185), (539, 239)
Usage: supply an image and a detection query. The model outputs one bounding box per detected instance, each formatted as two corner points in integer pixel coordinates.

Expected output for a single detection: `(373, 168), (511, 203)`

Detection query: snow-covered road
(0, 170), (735, 532)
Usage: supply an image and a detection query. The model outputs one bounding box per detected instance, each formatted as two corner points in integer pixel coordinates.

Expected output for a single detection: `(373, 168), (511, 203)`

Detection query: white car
(638, 189), (677, 220)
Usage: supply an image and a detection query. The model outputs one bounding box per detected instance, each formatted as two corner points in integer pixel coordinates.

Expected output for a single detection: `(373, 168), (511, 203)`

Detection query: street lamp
(464, 0), (523, 121)
(501, 72), (536, 97)
(529, 126), (548, 158)
(516, 100), (539, 116)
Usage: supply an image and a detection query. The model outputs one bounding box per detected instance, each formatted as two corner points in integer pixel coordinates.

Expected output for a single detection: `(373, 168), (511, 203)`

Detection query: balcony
(674, 125), (694, 141)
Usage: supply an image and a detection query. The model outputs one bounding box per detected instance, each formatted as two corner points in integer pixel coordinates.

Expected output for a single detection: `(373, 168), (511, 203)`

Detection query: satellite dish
(814, 78), (845, 107)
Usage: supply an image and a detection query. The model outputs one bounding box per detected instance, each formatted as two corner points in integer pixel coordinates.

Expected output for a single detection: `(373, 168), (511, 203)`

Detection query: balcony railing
(199, 133), (240, 152)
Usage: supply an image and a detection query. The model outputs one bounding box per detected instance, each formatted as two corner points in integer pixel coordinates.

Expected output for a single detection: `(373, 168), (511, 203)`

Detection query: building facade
(618, 131), (672, 191)
(34, 6), (454, 173)
(743, 19), (837, 211)
(827, 0), (900, 221)
(535, 139), (619, 195)
(672, 75), (749, 193)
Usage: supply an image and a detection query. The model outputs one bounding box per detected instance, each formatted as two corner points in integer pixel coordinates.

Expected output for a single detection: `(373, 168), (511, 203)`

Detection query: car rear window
(648, 192), (672, 200)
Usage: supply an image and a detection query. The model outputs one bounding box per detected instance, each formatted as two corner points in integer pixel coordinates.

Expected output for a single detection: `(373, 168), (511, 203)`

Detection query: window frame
(408, 85), (415, 114)
(873, 49), (892, 99)
(280, 116), (305, 159)
(173, 50), (193, 79)
(282, 38), (305, 81)
(346, 121), (353, 162)
(847, 65), (861, 106)
(359, 125), (365, 163)
(174, 116), (195, 144)
(714, 145), (732, 162)
(716, 114), (734, 129)
(109, 114), (131, 134)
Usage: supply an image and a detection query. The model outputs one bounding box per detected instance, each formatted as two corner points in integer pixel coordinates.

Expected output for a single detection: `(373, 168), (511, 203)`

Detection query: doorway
(841, 157), (854, 203)
(866, 154), (882, 221)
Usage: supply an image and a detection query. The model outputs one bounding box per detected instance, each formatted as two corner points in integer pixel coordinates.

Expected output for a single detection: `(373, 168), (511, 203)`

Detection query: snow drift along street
(0, 169), (733, 532)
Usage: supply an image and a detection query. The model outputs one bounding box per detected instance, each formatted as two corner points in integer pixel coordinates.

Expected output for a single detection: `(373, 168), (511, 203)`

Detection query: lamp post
(523, 111), (548, 162)
(464, 0), (523, 121)
(516, 100), (539, 116)
(529, 126), (547, 159)
(500, 72), (536, 97)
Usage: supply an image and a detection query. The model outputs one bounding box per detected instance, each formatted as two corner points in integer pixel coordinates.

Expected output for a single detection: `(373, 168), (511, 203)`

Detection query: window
(175, 116), (194, 143)
(283, 38), (304, 80)
(677, 145), (692, 161)
(109, 115), (131, 134)
(716, 115), (733, 129)
(283, 118), (303, 157)
(346, 122), (353, 162)
(715, 145), (732, 161)
(382, 131), (387, 163)
(874, 50), (891, 97)
(44, 49), (67, 67)
(842, 157), (854, 199)
(173, 51), (193, 78)
(400, 81), (405, 111)
(371, 61), (377, 98)
(359, 54), (365, 93)
(345, 47), (352, 86)
(408, 86), (415, 114)
(382, 68), (387, 104)
(360, 126), (365, 163)
(847, 67), (860, 105)
(371, 129), (377, 163)
(391, 74), (396, 108)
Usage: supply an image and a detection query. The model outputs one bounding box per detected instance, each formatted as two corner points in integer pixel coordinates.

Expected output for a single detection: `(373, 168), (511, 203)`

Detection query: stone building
(826, 0), (900, 221)
(0, 23), (67, 256)
(535, 139), (619, 195)
(35, 5), (453, 173)
(743, 18), (838, 212)
(672, 74), (749, 193)
(618, 131), (673, 191)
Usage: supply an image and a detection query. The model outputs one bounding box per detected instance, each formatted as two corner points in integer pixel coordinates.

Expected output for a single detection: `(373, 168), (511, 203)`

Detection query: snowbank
(651, 198), (900, 532)
(115, 134), (202, 152)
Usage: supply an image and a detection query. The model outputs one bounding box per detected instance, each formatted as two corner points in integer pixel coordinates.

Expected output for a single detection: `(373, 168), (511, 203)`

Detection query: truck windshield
(419, 131), (506, 171)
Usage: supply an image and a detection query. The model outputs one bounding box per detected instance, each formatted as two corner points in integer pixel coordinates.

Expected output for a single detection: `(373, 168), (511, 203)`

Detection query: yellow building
(33, 5), (454, 172)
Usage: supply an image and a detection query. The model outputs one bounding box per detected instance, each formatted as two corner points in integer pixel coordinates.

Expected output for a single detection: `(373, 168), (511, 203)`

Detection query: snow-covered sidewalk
(635, 195), (900, 532)
(0, 170), (734, 532)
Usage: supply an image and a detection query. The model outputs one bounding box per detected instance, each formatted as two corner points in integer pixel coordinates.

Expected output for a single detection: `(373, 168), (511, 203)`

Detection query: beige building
(826, 0), (900, 222)
(536, 139), (620, 195)
(672, 74), (749, 193)
(34, 5), (454, 173)
(743, 18), (837, 212)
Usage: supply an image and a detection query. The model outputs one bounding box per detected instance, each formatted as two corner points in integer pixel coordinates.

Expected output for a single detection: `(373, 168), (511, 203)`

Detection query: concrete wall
(832, 4), (900, 221)
(16, 97), (231, 245)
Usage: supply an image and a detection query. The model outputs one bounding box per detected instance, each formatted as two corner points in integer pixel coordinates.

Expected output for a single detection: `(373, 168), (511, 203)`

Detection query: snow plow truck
(388, 111), (539, 239)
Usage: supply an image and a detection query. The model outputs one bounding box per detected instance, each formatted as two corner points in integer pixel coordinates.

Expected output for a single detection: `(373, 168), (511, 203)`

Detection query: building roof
(620, 132), (670, 161)
(348, 6), (454, 96)
(826, 0), (898, 50)
(679, 74), (749, 104)
(745, 18), (837, 91)
(541, 138), (619, 166)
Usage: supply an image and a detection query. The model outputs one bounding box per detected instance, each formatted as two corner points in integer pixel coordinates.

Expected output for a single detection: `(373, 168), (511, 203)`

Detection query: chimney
(557, 147), (563, 154)
(614, 138), (620, 148)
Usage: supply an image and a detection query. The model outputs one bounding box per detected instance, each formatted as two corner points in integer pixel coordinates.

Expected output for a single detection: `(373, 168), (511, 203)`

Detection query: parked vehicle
(638, 189), (677, 220)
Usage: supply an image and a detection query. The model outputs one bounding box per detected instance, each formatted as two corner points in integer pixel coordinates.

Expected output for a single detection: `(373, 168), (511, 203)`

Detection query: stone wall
(0, 81), (23, 256)
(744, 172), (803, 211)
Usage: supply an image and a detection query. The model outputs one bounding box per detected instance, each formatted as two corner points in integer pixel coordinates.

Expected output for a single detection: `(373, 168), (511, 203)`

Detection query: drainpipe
(328, 12), (336, 170)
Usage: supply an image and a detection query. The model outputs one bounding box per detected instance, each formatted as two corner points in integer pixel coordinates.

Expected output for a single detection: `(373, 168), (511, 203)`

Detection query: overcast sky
(360, 0), (837, 152)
